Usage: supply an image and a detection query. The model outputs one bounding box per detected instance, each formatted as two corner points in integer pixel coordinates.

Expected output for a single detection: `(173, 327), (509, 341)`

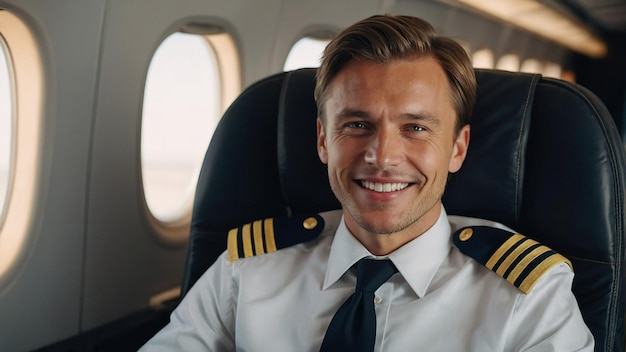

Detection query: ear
(317, 118), (328, 164)
(448, 124), (470, 173)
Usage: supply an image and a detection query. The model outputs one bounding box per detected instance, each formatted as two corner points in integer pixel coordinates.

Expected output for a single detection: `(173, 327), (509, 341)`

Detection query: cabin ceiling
(555, 0), (626, 34)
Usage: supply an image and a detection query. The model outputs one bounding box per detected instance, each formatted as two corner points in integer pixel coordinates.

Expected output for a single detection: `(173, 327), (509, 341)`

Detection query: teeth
(361, 180), (409, 192)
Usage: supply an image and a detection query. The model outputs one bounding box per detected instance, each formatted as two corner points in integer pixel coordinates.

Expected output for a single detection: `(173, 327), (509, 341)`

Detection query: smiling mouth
(360, 180), (410, 193)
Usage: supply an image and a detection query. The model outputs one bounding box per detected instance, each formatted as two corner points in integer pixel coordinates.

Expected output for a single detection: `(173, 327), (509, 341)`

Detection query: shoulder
(226, 210), (343, 262)
(452, 225), (572, 294)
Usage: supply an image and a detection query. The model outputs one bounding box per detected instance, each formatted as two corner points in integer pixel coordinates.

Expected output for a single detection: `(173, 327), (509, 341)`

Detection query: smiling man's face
(317, 56), (470, 254)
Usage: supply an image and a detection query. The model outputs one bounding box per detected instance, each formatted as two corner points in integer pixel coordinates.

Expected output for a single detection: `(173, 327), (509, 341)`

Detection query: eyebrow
(335, 108), (371, 121)
(335, 108), (441, 126)
(401, 112), (441, 126)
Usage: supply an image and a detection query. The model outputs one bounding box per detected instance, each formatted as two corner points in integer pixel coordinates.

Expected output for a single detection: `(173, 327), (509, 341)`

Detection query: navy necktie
(320, 258), (398, 352)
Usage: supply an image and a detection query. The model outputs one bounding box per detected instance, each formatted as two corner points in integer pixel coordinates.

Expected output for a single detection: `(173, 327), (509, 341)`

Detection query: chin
(355, 214), (407, 235)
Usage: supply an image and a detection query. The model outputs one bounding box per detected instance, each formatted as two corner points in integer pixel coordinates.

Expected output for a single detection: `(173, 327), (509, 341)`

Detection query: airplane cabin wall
(0, 1), (105, 350)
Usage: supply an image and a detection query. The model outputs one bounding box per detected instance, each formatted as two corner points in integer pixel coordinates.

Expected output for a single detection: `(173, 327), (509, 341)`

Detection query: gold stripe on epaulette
(242, 223), (253, 258)
(226, 217), (284, 261)
(483, 232), (574, 294)
(227, 227), (239, 261)
(506, 246), (551, 285)
(518, 253), (573, 293)
(264, 218), (277, 253)
(495, 238), (538, 277)
(253, 220), (264, 255)
(486, 233), (525, 270)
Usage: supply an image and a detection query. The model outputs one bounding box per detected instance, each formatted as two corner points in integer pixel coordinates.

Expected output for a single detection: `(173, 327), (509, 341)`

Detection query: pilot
(141, 14), (593, 351)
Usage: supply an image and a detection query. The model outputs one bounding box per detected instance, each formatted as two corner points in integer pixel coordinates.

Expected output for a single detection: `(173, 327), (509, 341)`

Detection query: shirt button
(374, 296), (382, 305)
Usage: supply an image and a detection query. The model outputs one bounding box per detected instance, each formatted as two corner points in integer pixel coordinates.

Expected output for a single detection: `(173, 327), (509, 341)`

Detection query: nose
(364, 127), (403, 169)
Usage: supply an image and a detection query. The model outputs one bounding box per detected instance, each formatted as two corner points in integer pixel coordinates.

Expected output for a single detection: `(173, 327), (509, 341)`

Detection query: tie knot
(355, 259), (398, 292)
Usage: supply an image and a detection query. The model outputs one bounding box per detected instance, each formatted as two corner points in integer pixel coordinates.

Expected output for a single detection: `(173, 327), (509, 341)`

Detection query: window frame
(140, 26), (240, 244)
(0, 9), (43, 282)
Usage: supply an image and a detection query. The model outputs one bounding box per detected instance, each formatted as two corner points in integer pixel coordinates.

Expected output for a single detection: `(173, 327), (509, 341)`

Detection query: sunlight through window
(496, 54), (520, 72)
(0, 9), (43, 280)
(543, 62), (562, 79)
(472, 48), (494, 69)
(284, 36), (330, 71)
(0, 37), (12, 221)
(141, 32), (220, 224)
(521, 58), (543, 74)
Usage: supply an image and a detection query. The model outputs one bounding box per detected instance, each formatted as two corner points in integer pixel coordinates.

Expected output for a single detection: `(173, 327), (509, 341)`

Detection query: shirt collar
(323, 205), (452, 298)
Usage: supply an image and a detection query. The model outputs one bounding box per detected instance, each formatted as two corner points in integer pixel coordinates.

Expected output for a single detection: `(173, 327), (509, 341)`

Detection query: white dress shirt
(141, 207), (594, 351)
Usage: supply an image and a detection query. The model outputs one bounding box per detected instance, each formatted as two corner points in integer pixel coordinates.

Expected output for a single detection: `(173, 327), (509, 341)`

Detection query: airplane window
(0, 9), (43, 278)
(543, 62), (562, 79)
(472, 49), (494, 69)
(141, 32), (221, 225)
(0, 36), (11, 220)
(284, 36), (330, 71)
(496, 54), (520, 72)
(520, 58), (543, 74)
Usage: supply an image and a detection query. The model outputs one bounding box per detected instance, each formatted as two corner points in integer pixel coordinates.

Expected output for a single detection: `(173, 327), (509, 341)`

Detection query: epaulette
(227, 213), (325, 261)
(453, 226), (572, 294)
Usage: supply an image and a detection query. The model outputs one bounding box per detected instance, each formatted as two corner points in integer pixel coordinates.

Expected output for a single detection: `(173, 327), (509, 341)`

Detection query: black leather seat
(182, 68), (626, 352)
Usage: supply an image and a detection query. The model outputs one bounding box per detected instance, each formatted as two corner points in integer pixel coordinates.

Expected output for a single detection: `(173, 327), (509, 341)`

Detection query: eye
(346, 121), (367, 129)
(339, 121), (371, 136)
(406, 125), (426, 132)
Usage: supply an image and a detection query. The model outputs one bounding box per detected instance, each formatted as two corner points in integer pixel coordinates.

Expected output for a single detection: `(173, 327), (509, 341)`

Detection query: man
(141, 15), (593, 351)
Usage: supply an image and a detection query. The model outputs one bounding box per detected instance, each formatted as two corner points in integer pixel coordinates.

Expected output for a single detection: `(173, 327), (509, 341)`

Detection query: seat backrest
(182, 68), (626, 352)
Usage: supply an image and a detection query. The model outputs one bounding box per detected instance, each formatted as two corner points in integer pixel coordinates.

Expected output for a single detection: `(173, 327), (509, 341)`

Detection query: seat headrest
(183, 69), (338, 293)
(443, 70), (538, 224)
